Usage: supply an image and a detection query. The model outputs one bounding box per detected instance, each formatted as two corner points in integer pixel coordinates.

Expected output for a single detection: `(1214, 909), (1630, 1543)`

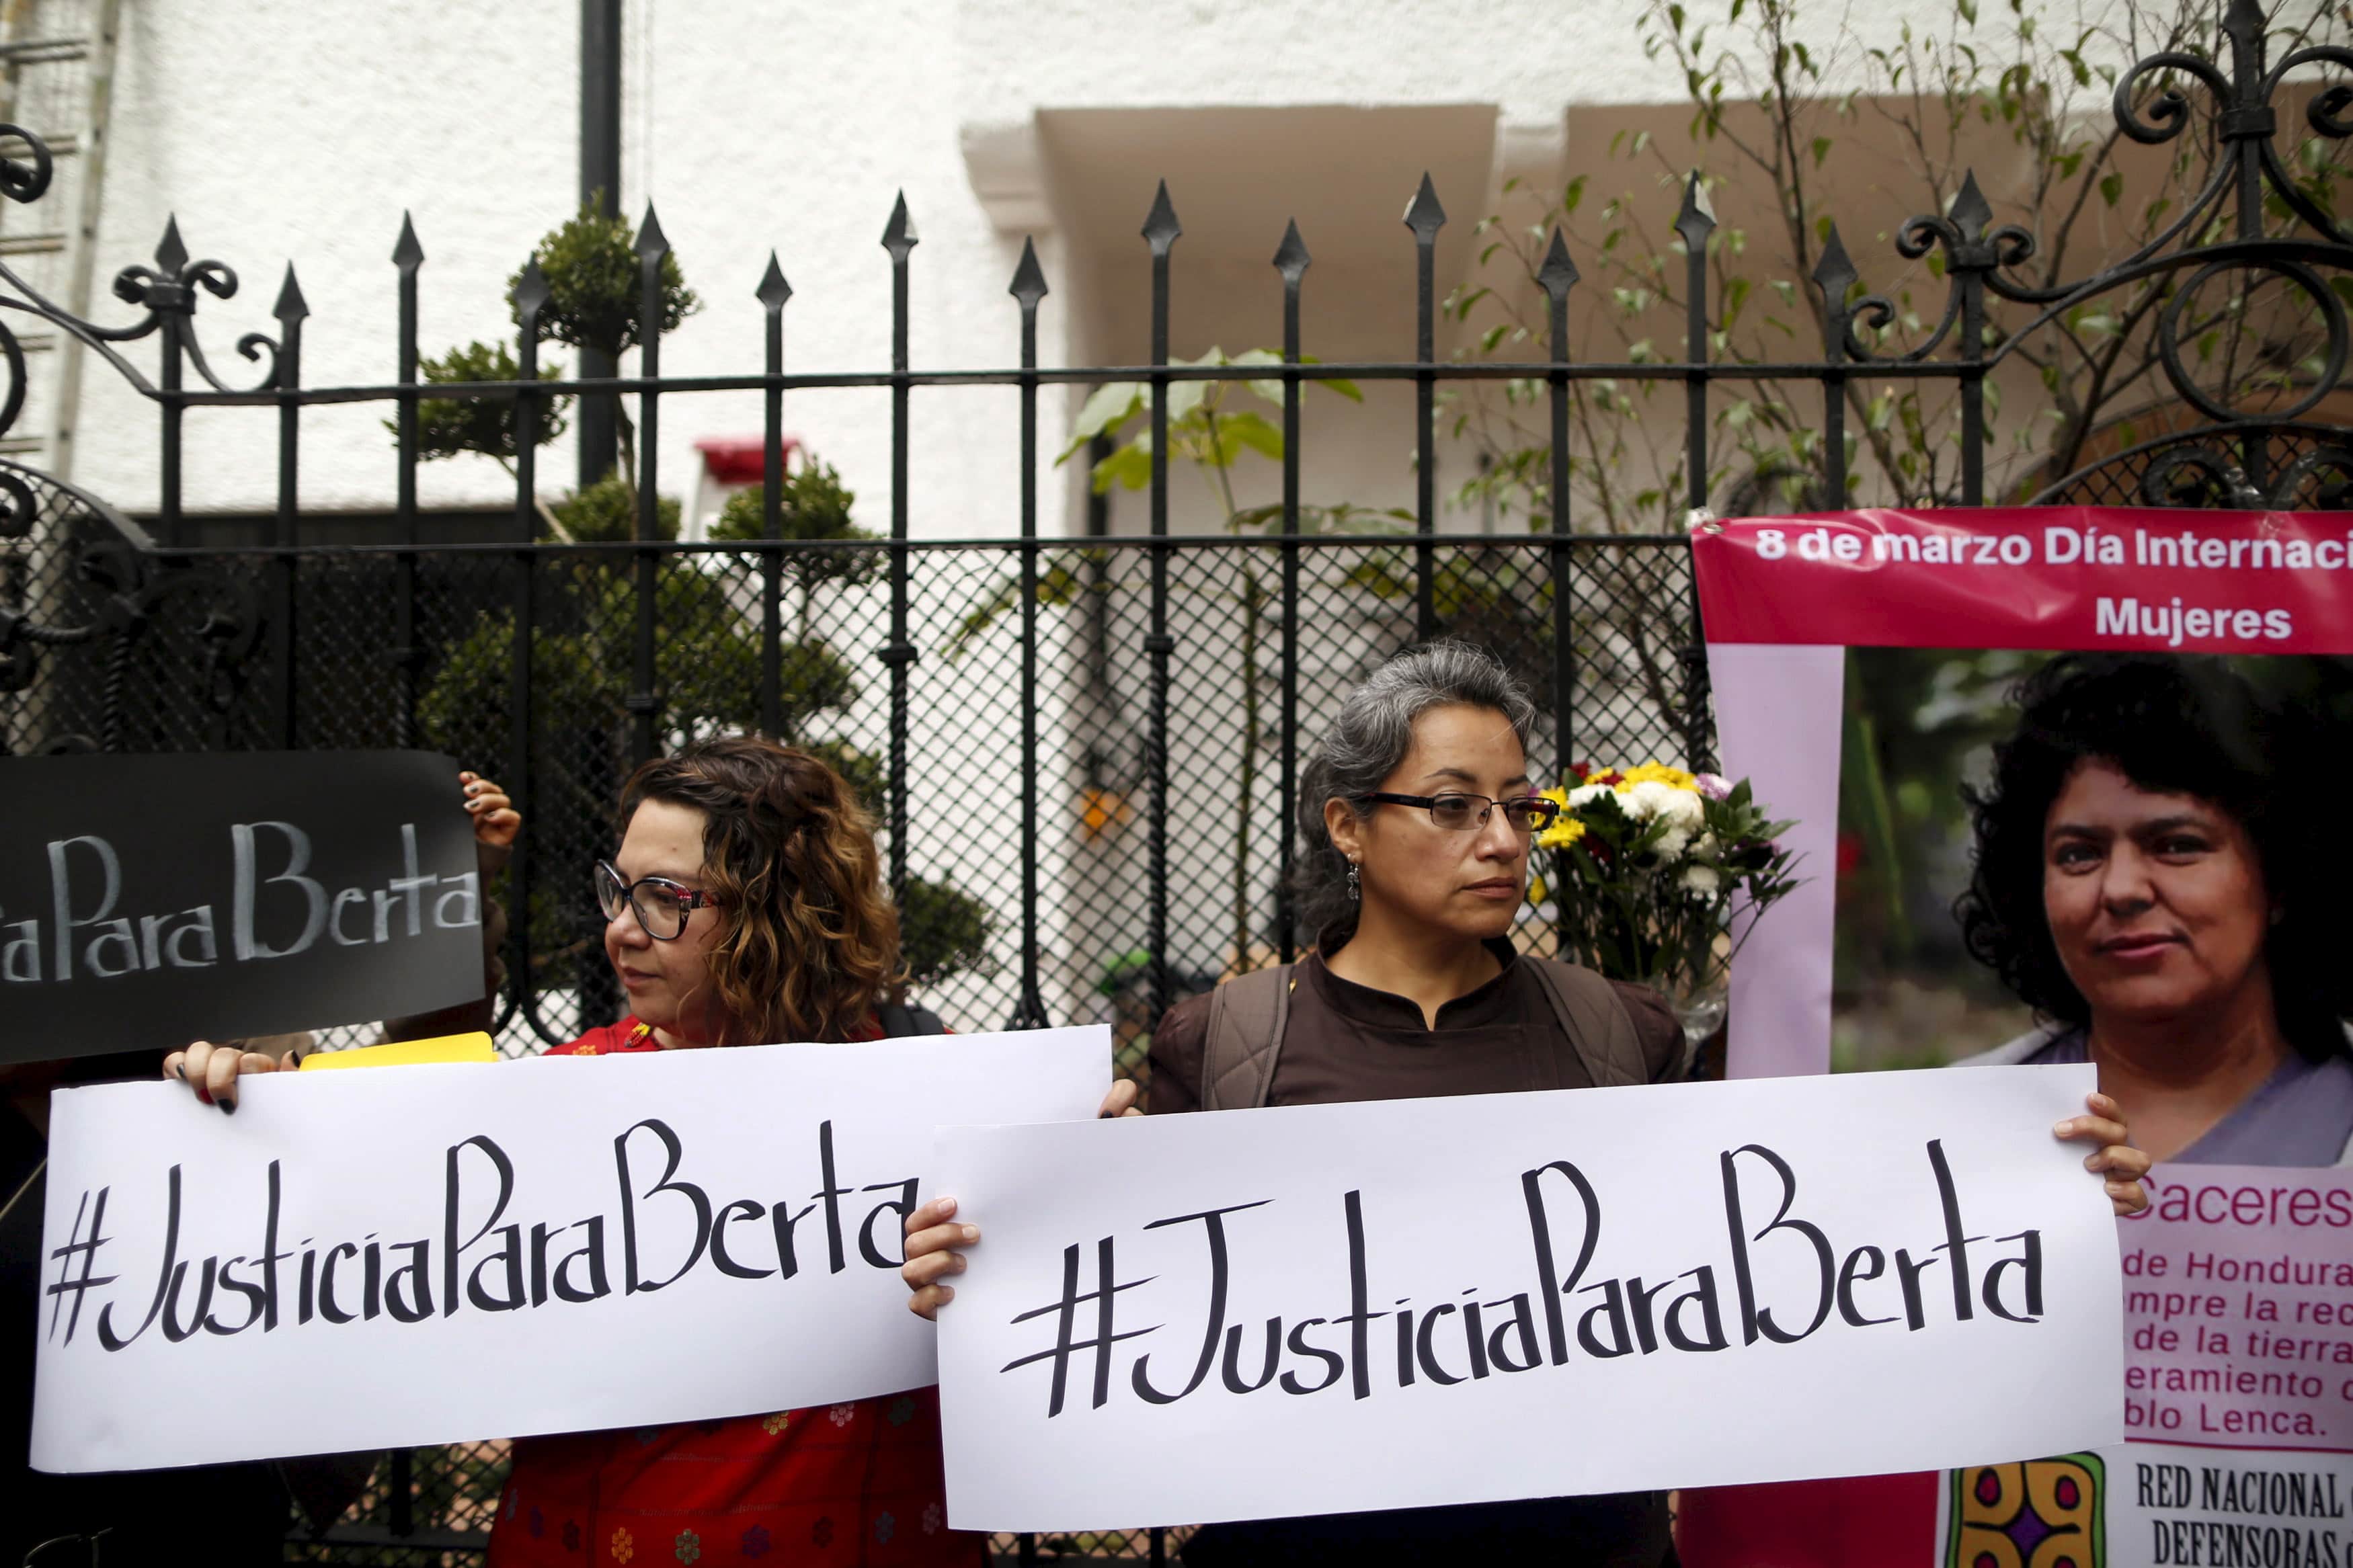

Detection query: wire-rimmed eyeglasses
(1357, 792), (1560, 835)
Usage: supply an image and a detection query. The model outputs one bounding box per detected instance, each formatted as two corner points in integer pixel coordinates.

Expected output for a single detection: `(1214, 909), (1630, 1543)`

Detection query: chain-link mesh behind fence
(3, 532), (1704, 1564)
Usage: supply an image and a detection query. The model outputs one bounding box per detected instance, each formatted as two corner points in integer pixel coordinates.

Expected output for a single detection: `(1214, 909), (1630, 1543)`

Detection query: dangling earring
(1346, 861), (1361, 902)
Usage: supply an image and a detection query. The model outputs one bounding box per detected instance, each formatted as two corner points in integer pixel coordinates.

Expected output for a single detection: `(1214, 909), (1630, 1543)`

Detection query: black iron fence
(5, 1), (2353, 1559)
(7, 526), (1706, 1040)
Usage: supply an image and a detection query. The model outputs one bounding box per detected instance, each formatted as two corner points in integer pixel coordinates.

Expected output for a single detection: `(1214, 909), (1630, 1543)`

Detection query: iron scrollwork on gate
(0, 122), (266, 754)
(1813, 0), (2353, 511)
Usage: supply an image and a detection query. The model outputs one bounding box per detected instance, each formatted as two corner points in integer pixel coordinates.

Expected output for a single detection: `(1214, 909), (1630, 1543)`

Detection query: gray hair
(1292, 640), (1537, 943)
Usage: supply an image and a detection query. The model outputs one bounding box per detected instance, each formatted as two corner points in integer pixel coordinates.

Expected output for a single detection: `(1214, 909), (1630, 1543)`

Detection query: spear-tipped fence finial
(1142, 181), (1181, 253)
(756, 250), (793, 311)
(1536, 226), (1580, 301)
(1273, 219), (1311, 282)
(1673, 171), (1716, 253)
(1403, 172), (1446, 241)
(1008, 236), (1048, 307)
(1950, 170), (1993, 242)
(1812, 222), (1858, 305)
(272, 263), (309, 325)
(392, 211), (424, 272)
(155, 214), (188, 276)
(882, 192), (918, 259)
(634, 202), (669, 259)
(512, 256), (551, 324)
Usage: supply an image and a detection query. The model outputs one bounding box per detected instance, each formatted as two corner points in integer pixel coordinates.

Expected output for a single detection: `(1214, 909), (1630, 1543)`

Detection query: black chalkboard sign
(0, 751), (485, 1062)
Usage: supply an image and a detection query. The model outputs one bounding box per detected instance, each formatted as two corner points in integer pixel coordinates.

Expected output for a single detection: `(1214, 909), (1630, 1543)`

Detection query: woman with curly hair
(1946, 652), (2351, 1161)
(1679, 652), (2342, 1568)
(173, 738), (980, 1568)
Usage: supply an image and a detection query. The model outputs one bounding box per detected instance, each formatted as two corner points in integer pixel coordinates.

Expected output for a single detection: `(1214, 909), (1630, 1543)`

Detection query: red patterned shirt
(487, 1018), (981, 1568)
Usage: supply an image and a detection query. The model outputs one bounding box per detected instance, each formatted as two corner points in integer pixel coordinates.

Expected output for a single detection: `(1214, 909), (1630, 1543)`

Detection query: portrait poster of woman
(1683, 509), (2353, 1567)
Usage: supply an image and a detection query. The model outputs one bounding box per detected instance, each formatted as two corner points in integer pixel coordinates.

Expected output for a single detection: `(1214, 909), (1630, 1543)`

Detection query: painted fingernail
(173, 1063), (186, 1081)
(219, 1097), (237, 1116)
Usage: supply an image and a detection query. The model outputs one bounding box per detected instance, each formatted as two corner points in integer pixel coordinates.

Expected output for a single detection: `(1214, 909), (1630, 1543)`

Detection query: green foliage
(416, 619), (611, 763)
(393, 340), (571, 464)
(394, 205), (1005, 997)
(708, 457), (883, 593)
(1057, 349), (1361, 495)
(899, 875), (998, 987)
(549, 470), (682, 543)
(1448, 0), (2353, 530)
(709, 457), (861, 542)
(510, 194), (702, 358)
(1051, 349), (1391, 971)
(417, 565), (854, 751)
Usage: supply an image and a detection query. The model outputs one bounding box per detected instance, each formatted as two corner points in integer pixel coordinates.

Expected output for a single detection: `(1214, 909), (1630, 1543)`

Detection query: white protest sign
(34, 1026), (1107, 1472)
(934, 1063), (2122, 1532)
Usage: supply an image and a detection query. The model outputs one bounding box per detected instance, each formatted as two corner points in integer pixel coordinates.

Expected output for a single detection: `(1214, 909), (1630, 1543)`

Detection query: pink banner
(1694, 507), (2353, 654)
(1694, 505), (2353, 1079)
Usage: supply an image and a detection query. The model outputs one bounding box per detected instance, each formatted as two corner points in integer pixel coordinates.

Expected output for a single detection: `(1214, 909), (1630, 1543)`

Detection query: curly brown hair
(619, 737), (904, 1044)
(1954, 653), (2347, 1065)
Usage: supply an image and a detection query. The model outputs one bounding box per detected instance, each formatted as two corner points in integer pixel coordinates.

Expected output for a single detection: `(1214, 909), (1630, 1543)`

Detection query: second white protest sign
(934, 1063), (2123, 1531)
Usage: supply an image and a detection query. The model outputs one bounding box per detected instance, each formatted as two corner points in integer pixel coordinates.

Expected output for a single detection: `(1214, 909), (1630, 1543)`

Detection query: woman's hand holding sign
(162, 1038), (280, 1112)
(459, 771), (519, 849)
(904, 1077), (1140, 1319)
(2059, 1090), (2151, 1215)
(161, 771), (516, 1112)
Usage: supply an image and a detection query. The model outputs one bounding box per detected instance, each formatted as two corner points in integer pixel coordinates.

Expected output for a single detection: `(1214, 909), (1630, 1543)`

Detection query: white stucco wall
(67, 0), (1977, 536)
(56, 0), (1995, 1024)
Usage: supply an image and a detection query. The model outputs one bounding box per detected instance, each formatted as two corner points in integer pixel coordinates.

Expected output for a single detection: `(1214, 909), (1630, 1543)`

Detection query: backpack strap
(1200, 965), (1294, 1111)
(1525, 958), (1652, 1086)
(877, 1001), (948, 1037)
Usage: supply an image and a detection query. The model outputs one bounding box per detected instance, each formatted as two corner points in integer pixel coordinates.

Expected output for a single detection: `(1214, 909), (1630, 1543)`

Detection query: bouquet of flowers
(1537, 761), (1803, 1057)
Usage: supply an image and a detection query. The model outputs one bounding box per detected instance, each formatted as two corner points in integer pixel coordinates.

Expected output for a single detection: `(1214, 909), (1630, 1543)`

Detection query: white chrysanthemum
(1692, 831), (1720, 860)
(1682, 864), (1721, 895)
(1617, 780), (1663, 821)
(1566, 782), (1615, 809)
(1650, 825), (1691, 859)
(1624, 780), (1704, 829)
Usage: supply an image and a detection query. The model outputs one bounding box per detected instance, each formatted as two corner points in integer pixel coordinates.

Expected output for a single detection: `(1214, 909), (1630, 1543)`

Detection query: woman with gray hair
(1150, 637), (1683, 1118)
(910, 641), (1683, 1564)
(905, 640), (2143, 1565)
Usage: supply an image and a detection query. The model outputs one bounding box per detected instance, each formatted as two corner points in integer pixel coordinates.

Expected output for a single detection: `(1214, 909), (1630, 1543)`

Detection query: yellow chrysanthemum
(1536, 815), (1587, 851)
(1613, 761), (1700, 793)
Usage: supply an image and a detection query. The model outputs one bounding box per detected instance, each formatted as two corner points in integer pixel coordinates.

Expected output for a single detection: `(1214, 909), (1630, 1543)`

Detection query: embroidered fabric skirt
(488, 1387), (982, 1568)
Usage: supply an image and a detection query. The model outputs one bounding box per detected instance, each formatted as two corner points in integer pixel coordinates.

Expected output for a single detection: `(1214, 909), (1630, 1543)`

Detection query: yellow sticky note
(298, 1032), (497, 1071)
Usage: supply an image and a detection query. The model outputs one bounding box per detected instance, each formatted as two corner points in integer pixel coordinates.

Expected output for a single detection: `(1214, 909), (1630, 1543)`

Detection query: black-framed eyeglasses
(594, 859), (722, 940)
(1358, 792), (1560, 835)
